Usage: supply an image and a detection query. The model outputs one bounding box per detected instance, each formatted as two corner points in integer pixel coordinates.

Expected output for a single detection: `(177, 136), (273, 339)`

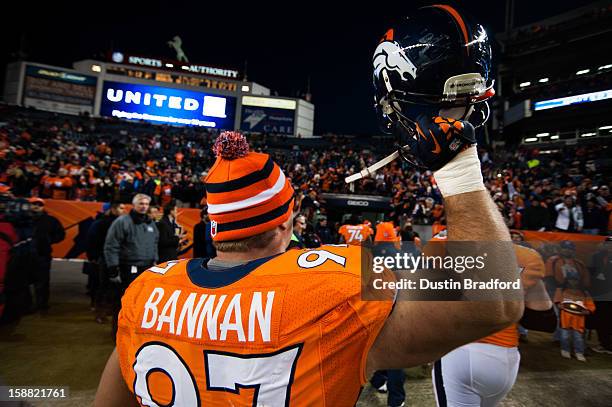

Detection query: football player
(95, 6), (522, 406)
(431, 235), (554, 406)
(338, 217), (374, 245)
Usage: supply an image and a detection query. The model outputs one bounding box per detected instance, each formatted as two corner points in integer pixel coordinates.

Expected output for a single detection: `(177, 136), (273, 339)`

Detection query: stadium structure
(493, 1), (612, 147)
(2, 51), (315, 137)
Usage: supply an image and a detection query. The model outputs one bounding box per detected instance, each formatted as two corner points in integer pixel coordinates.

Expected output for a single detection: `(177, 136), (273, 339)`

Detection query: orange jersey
(339, 224), (373, 244)
(116, 245), (394, 406)
(374, 222), (399, 243)
(558, 291), (595, 333)
(44, 176), (73, 200)
(479, 244), (545, 348)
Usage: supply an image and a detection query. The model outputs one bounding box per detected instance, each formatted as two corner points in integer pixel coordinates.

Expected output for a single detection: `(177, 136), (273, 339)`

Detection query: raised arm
(366, 117), (523, 371)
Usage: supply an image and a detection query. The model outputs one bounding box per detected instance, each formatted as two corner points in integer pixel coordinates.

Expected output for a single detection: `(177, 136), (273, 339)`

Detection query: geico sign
(347, 200), (369, 207)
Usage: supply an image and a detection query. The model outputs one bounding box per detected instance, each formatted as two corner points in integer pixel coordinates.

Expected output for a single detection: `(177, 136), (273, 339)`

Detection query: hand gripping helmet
(373, 4), (494, 138)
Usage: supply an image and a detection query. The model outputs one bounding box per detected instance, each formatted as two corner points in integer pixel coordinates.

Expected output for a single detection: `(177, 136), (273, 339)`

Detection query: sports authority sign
(109, 52), (240, 79)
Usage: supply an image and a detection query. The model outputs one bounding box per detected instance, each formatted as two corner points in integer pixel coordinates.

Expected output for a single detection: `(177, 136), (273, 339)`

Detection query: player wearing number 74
(95, 131), (521, 405)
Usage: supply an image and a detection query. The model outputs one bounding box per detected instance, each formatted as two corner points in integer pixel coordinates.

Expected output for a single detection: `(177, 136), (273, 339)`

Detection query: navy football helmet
(373, 5), (494, 138)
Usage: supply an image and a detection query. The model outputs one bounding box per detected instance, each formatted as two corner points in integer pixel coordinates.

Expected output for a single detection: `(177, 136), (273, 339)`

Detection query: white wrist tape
(434, 146), (485, 197)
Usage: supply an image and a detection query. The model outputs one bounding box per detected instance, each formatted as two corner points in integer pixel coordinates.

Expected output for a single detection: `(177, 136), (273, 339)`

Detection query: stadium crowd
(0, 105), (610, 237)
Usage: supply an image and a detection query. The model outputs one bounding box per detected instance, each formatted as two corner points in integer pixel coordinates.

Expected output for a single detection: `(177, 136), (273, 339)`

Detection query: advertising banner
(240, 96), (296, 134)
(22, 65), (97, 115)
(100, 80), (236, 128)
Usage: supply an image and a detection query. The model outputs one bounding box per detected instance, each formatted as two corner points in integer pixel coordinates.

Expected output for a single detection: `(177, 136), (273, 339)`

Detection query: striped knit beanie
(205, 131), (295, 241)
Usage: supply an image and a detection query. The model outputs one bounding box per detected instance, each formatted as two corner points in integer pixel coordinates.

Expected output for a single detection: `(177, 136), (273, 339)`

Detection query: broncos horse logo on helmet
(373, 40), (418, 82)
(373, 4), (494, 139)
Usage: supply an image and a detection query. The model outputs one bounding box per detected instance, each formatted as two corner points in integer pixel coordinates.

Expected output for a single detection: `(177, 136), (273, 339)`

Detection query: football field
(1, 261), (611, 406)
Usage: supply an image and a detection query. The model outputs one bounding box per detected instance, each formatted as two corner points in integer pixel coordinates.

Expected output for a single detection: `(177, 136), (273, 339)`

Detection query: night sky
(0, 0), (599, 135)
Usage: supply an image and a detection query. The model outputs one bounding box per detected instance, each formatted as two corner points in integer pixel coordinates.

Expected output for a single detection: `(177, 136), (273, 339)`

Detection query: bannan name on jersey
(139, 287), (276, 343)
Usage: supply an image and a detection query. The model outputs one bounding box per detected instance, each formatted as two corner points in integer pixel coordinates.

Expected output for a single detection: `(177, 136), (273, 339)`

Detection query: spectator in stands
(5, 168), (29, 198)
(288, 214), (306, 249)
(523, 198), (551, 231)
(596, 185), (609, 207)
(29, 197), (65, 313)
(193, 207), (216, 259)
(300, 190), (319, 220)
(148, 204), (163, 222)
(412, 197), (434, 225)
(583, 198), (606, 235)
(555, 196), (583, 232)
(0, 106), (609, 236)
(104, 193), (158, 337)
(96, 177), (115, 202)
(86, 201), (125, 323)
(141, 174), (158, 202)
(157, 201), (186, 263)
(315, 216), (335, 244)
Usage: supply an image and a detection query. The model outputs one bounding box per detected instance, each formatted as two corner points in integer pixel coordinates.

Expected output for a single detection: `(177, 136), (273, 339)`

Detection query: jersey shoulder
(122, 260), (191, 301)
(252, 245), (364, 279)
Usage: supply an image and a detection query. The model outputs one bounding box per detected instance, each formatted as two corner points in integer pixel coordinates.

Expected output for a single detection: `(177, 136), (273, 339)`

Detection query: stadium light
(91, 65), (102, 73)
(519, 81), (531, 88)
(165, 63), (174, 68)
(536, 132), (550, 137)
(576, 69), (590, 75)
(598, 64), (612, 70)
(580, 132), (596, 137)
(538, 78), (549, 83)
(550, 135), (560, 140)
(241, 85), (250, 92)
(525, 137), (538, 142)
(598, 125), (612, 130)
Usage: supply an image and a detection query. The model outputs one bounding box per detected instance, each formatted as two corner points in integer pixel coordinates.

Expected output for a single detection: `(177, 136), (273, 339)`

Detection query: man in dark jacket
(29, 197), (65, 312)
(315, 216), (335, 244)
(523, 198), (551, 231)
(583, 198), (606, 235)
(157, 201), (186, 263)
(104, 194), (159, 288)
(193, 207), (216, 259)
(86, 201), (125, 323)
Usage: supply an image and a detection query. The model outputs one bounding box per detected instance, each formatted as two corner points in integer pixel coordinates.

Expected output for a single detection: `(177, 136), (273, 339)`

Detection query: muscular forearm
(445, 189), (522, 330)
(445, 190), (510, 241)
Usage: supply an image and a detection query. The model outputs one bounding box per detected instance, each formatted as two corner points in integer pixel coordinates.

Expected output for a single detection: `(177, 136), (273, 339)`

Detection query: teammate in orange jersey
(432, 231), (554, 406)
(374, 220), (400, 243)
(338, 220), (374, 245)
(95, 128), (521, 406)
